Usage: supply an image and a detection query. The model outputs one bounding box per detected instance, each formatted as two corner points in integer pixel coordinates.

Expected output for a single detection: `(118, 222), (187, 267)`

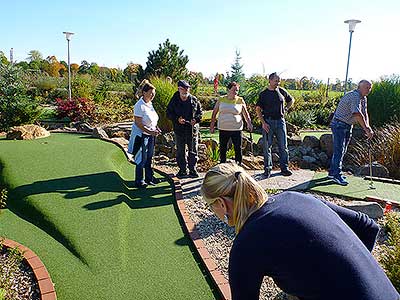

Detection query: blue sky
(2, 0), (399, 82)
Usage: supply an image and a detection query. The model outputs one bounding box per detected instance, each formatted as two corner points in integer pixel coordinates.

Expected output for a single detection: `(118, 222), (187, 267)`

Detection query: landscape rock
(6, 124), (50, 140)
(342, 201), (384, 219)
(320, 134), (333, 157)
(302, 135), (320, 149)
(92, 127), (109, 139)
(356, 162), (390, 178)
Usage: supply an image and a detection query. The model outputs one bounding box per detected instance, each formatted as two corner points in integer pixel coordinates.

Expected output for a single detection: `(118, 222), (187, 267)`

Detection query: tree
(0, 64), (41, 131)
(0, 51), (9, 65)
(78, 60), (90, 74)
(227, 49), (245, 84)
(26, 50), (43, 62)
(144, 39), (189, 82)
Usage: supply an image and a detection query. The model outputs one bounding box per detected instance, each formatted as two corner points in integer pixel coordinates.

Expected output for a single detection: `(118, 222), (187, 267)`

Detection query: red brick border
(2, 239), (57, 300)
(153, 167), (232, 300)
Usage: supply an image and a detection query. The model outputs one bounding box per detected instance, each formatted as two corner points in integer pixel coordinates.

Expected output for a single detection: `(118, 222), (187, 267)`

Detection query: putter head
(369, 183), (376, 189)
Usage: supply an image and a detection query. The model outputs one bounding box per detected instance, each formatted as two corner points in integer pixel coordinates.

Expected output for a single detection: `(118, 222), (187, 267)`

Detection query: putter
(368, 138), (376, 190)
(249, 131), (256, 176)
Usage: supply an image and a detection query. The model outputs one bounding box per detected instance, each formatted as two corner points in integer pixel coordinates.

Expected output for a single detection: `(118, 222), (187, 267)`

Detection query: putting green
(0, 133), (217, 300)
(308, 172), (400, 205)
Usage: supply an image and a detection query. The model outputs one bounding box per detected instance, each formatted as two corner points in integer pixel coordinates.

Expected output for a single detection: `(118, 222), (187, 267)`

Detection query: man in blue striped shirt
(329, 80), (374, 185)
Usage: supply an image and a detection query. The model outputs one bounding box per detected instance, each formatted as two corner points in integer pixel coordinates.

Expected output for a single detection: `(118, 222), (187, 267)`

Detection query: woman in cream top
(210, 81), (252, 165)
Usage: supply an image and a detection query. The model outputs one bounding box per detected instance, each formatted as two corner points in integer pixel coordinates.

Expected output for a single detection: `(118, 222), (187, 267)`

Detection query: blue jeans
(175, 127), (198, 173)
(262, 118), (289, 172)
(135, 135), (155, 185)
(329, 119), (352, 177)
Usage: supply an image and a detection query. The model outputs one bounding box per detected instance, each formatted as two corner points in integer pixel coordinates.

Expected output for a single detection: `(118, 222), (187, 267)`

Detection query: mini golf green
(307, 172), (400, 205)
(0, 133), (217, 300)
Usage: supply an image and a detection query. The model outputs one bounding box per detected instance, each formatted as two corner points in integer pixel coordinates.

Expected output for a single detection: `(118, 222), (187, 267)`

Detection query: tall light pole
(343, 19), (361, 94)
(63, 31), (74, 101)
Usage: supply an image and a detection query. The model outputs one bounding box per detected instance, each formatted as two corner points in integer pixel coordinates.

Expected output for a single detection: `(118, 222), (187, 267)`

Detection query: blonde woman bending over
(200, 162), (398, 300)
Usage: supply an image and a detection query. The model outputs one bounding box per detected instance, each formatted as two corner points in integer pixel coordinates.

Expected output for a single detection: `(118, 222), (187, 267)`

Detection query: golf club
(249, 131), (256, 176)
(367, 138), (375, 190)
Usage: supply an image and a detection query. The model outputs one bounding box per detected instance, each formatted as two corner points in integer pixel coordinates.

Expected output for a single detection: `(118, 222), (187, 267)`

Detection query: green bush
(149, 76), (176, 132)
(286, 110), (316, 129)
(380, 211), (400, 291)
(313, 107), (332, 127)
(0, 64), (42, 131)
(95, 94), (133, 124)
(71, 75), (97, 99)
(368, 75), (400, 126)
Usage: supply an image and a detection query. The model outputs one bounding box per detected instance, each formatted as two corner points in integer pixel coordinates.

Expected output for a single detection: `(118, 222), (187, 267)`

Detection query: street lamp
(343, 19), (361, 94)
(63, 31), (74, 101)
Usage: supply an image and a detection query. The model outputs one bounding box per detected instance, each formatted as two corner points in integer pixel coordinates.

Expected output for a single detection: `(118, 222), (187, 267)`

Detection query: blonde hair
(200, 162), (268, 233)
(135, 79), (155, 99)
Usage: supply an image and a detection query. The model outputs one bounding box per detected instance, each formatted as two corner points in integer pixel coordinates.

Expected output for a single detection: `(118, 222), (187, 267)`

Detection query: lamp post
(343, 19), (361, 94)
(63, 31), (74, 101)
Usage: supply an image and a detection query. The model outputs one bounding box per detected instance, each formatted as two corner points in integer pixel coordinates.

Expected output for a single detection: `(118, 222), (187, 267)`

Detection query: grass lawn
(299, 130), (331, 140)
(0, 134), (217, 300)
(307, 172), (400, 205)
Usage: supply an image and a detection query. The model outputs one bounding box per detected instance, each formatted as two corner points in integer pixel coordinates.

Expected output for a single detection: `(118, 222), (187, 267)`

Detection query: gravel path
(0, 247), (40, 300)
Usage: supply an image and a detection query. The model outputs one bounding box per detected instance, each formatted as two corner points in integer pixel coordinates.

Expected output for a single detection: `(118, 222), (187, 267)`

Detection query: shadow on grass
(5, 170), (173, 265)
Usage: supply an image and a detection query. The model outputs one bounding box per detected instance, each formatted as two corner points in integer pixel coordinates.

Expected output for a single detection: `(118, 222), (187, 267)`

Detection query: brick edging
(2, 238), (57, 300)
(153, 166), (231, 300)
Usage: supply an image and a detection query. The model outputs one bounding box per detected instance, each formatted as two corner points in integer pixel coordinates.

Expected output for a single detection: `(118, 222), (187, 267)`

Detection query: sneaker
(145, 178), (159, 186)
(134, 182), (148, 188)
(328, 174), (346, 179)
(281, 169), (293, 176)
(332, 175), (349, 186)
(176, 170), (188, 178)
(257, 171), (271, 180)
(189, 170), (199, 178)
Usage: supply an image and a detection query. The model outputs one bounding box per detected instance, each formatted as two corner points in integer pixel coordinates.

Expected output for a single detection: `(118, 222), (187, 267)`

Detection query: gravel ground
(184, 191), (396, 300)
(0, 247), (40, 300)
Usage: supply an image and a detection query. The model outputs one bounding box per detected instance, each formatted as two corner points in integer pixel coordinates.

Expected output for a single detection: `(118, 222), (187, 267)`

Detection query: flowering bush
(55, 97), (96, 122)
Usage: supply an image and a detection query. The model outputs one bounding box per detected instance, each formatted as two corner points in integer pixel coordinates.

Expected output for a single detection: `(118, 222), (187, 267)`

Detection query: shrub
(149, 76), (176, 132)
(286, 110), (316, 129)
(55, 97), (96, 122)
(71, 75), (97, 99)
(206, 144), (220, 162)
(380, 211), (400, 291)
(94, 95), (133, 124)
(313, 107), (332, 127)
(0, 188), (8, 209)
(348, 120), (400, 179)
(0, 64), (42, 131)
(368, 75), (400, 127)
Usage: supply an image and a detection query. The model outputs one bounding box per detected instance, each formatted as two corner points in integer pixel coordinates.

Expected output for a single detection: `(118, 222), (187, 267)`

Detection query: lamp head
(63, 31), (74, 41)
(344, 19), (361, 32)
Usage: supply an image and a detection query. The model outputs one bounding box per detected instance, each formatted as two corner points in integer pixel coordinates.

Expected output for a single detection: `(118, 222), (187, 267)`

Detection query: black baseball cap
(178, 80), (191, 88)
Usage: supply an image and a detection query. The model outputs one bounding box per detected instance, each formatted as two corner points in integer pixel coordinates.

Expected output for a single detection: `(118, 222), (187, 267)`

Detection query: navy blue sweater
(229, 191), (399, 300)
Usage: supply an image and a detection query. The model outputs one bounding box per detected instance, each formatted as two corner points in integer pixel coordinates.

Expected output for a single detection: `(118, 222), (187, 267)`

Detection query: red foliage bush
(55, 97), (96, 122)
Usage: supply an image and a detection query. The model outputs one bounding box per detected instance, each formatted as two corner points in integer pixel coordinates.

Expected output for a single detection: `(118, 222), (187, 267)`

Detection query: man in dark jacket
(167, 80), (202, 178)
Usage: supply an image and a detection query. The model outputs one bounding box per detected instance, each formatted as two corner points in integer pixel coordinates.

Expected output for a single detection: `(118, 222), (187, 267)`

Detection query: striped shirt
(334, 89), (367, 125)
(217, 96), (244, 131)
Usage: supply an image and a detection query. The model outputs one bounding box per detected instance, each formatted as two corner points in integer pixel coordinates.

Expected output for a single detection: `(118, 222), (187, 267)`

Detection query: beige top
(217, 96), (244, 131)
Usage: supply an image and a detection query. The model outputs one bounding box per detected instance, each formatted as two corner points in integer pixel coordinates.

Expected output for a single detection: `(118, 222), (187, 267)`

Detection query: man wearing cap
(167, 80), (203, 178)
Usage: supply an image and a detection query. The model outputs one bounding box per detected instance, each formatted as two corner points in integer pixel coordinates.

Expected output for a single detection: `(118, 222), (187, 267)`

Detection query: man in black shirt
(167, 80), (202, 178)
(256, 72), (294, 178)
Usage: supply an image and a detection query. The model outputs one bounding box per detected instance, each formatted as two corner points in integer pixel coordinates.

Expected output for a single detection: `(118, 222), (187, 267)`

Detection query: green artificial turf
(307, 171), (400, 205)
(0, 133), (217, 300)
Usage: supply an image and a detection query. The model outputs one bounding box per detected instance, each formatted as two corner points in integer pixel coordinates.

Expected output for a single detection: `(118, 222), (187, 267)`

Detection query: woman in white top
(210, 82), (252, 165)
(128, 80), (161, 188)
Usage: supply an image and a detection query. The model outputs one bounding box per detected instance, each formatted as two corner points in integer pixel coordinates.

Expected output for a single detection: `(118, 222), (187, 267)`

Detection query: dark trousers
(135, 135), (155, 185)
(219, 130), (242, 164)
(175, 130), (198, 173)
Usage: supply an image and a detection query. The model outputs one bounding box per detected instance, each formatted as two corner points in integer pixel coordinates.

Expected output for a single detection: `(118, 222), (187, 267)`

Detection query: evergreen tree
(144, 39), (189, 82)
(227, 49), (245, 84)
